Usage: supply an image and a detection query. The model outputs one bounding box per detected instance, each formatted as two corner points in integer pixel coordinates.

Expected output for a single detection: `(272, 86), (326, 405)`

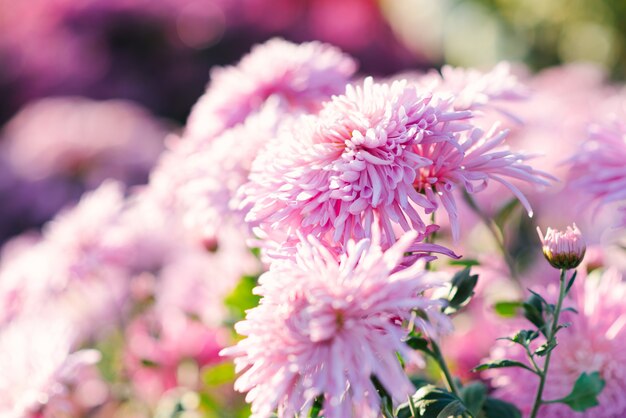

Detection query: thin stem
(529, 269), (568, 418)
(463, 192), (518, 281)
(430, 339), (461, 398)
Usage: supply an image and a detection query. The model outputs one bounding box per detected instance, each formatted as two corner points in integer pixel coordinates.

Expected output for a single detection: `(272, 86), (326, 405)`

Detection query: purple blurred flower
(222, 230), (448, 418)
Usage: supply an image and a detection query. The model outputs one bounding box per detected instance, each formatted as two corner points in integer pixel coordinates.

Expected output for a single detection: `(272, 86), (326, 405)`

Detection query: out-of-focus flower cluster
(2, 20), (626, 418)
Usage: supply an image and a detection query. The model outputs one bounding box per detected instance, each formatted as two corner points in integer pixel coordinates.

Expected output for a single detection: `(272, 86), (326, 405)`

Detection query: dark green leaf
(460, 382), (487, 417)
(494, 198), (521, 230)
(523, 294), (546, 333)
(309, 396), (323, 418)
(405, 335), (430, 352)
(396, 385), (468, 418)
(565, 271), (578, 294)
(473, 359), (536, 374)
(494, 301), (523, 318)
(534, 340), (557, 357)
(527, 289), (552, 313)
(562, 307), (579, 314)
(446, 267), (479, 313)
(482, 397), (522, 418)
(436, 400), (467, 418)
(499, 329), (539, 347)
(550, 371), (605, 412)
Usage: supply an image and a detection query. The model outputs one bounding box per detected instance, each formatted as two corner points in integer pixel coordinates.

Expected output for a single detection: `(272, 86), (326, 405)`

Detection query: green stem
(430, 339), (461, 398)
(529, 269), (568, 418)
(463, 192), (518, 281)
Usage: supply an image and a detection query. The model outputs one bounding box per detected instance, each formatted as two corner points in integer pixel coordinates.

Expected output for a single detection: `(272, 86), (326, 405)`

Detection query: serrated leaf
(473, 359), (536, 374)
(494, 301), (523, 318)
(461, 382), (487, 417)
(482, 397), (522, 418)
(551, 371), (605, 412)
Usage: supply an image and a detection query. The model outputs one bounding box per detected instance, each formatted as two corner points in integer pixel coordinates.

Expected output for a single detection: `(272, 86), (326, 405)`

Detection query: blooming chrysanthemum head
(568, 119), (626, 226)
(414, 124), (554, 240)
(242, 76), (471, 250)
(221, 230), (448, 418)
(485, 268), (626, 417)
(537, 223), (586, 270)
(185, 37), (357, 143)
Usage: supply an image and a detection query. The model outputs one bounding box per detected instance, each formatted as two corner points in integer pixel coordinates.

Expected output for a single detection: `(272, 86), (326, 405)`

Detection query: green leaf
(473, 359), (536, 374)
(449, 259), (480, 267)
(494, 198), (521, 230)
(482, 397), (522, 418)
(396, 385), (468, 418)
(446, 267), (479, 314)
(565, 270), (578, 294)
(523, 294), (546, 333)
(309, 396), (323, 418)
(504, 329), (539, 347)
(534, 340), (557, 357)
(405, 335), (430, 352)
(224, 275), (261, 320)
(203, 361), (236, 386)
(460, 382), (487, 417)
(550, 371), (605, 412)
(494, 301), (523, 318)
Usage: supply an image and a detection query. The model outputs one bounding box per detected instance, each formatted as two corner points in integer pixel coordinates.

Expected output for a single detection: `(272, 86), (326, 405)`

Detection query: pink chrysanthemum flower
(0, 314), (100, 418)
(484, 268), (626, 417)
(242, 76), (471, 249)
(221, 230), (449, 418)
(568, 119), (626, 225)
(185, 37), (357, 143)
(414, 124), (554, 240)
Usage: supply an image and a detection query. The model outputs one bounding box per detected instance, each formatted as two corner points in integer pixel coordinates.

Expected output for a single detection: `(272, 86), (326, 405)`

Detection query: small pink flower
(537, 223), (586, 269)
(221, 230), (449, 418)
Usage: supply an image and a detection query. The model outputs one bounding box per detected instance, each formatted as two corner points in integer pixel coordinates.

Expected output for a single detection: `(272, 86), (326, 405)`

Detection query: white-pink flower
(221, 230), (448, 418)
(185, 37), (357, 143)
(568, 119), (626, 226)
(242, 76), (471, 250)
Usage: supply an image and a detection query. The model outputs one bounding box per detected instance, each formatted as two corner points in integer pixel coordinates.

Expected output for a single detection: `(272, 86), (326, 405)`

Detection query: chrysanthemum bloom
(537, 223), (586, 270)
(221, 230), (449, 418)
(185, 37), (357, 143)
(0, 313), (101, 417)
(414, 124), (554, 240)
(242, 76), (471, 250)
(175, 98), (289, 238)
(568, 119), (626, 226)
(484, 268), (626, 417)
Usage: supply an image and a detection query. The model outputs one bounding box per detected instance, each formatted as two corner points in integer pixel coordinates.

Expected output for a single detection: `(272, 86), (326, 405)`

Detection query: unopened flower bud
(536, 224), (586, 270)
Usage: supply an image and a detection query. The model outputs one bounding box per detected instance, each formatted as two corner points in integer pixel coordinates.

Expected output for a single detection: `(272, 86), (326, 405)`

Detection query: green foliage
(203, 362), (236, 386)
(549, 371), (605, 412)
(482, 397), (522, 418)
(494, 301), (523, 318)
(473, 359), (536, 374)
(396, 385), (468, 418)
(224, 275), (261, 321)
(446, 267), (479, 314)
(460, 382), (487, 417)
